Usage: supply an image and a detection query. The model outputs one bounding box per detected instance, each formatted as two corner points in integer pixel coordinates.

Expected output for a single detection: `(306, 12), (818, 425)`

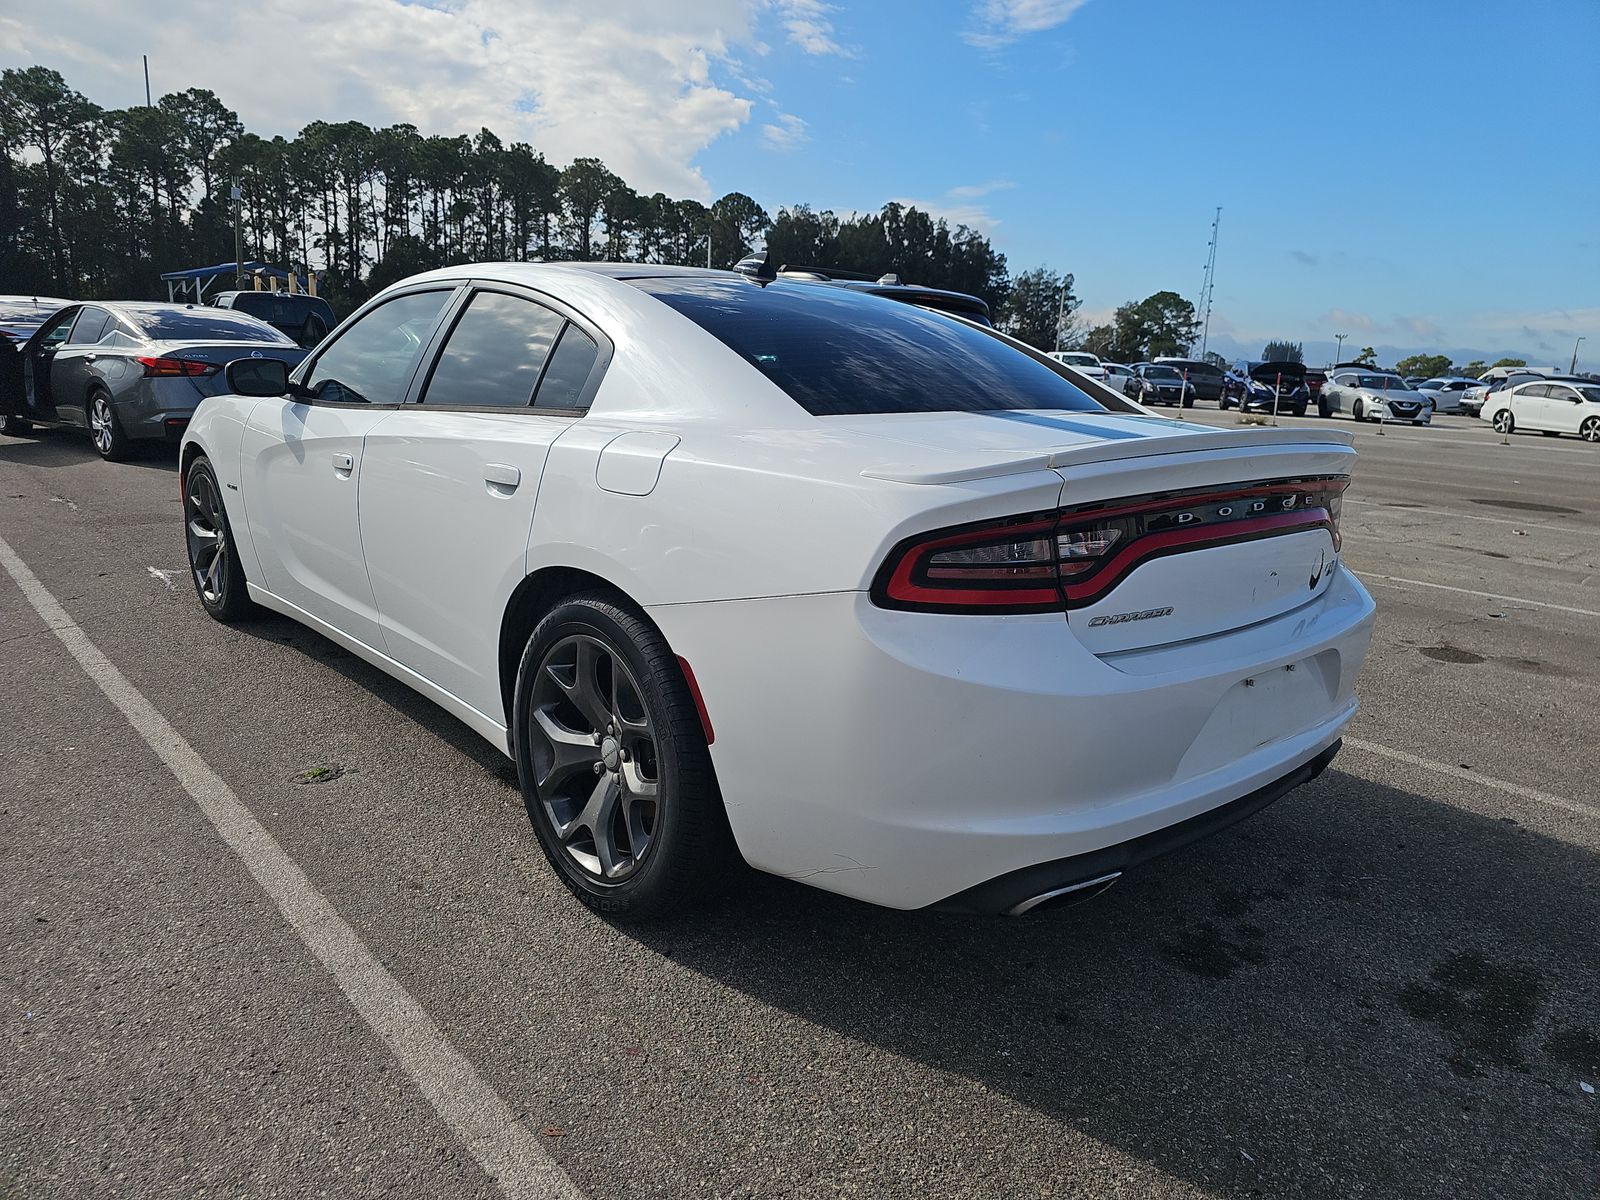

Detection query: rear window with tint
(125, 308), (291, 343)
(632, 277), (1105, 417)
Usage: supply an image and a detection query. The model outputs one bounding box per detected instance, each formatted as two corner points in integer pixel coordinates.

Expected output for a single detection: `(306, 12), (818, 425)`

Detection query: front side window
(307, 290), (452, 405)
(421, 291), (565, 408)
(633, 277), (1104, 417)
(37, 310), (78, 349)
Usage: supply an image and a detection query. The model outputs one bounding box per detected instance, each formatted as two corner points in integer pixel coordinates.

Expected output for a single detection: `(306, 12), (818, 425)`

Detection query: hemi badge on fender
(1086, 606), (1174, 627)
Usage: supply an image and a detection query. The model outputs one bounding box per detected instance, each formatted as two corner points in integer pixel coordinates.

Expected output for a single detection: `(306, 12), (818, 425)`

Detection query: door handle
(332, 452), (354, 474)
(484, 462), (521, 490)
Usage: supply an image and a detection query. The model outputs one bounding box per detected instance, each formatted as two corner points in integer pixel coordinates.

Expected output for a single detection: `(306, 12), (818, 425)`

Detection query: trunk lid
(851, 410), (1355, 653)
(150, 340), (309, 397)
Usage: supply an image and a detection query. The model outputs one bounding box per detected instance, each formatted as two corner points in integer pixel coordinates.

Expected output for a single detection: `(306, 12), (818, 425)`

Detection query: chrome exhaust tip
(1004, 871), (1123, 916)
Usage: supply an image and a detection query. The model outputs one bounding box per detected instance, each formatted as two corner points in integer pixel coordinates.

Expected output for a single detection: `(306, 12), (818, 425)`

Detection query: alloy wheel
(1493, 411), (1513, 434)
(1582, 418), (1600, 444)
(90, 396), (115, 454)
(185, 469), (228, 605)
(528, 633), (661, 883)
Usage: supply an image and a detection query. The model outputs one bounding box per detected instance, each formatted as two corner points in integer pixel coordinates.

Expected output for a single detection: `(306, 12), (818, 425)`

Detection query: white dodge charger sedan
(180, 263), (1375, 919)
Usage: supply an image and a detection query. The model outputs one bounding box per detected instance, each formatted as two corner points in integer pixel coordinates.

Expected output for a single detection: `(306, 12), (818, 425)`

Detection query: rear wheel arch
(500, 566), (662, 730)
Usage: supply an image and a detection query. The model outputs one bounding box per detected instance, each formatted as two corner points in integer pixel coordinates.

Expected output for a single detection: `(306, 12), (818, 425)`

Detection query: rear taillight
(872, 477), (1348, 614)
(136, 356), (219, 378)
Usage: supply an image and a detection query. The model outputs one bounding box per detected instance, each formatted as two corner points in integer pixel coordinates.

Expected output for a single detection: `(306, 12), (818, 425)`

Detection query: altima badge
(1087, 606), (1174, 627)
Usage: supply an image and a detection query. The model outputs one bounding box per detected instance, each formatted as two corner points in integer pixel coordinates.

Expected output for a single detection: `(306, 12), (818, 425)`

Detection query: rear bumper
(649, 562), (1375, 910)
(935, 740), (1340, 913)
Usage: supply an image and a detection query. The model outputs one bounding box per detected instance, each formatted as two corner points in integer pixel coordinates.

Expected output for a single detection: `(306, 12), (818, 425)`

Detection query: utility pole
(1054, 279), (1067, 352)
(1334, 332), (1348, 365)
(1571, 336), (1586, 374)
(143, 55), (151, 106)
(1197, 206), (1221, 357)
(232, 178), (244, 289)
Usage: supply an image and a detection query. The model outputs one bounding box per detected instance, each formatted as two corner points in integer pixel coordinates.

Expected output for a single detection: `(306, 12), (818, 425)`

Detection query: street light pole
(231, 177), (244, 290)
(1054, 281), (1066, 352)
(1334, 332), (1347, 365)
(1571, 336), (1586, 375)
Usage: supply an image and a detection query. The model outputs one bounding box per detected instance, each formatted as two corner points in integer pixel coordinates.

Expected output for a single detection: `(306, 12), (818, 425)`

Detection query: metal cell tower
(1197, 206), (1221, 357)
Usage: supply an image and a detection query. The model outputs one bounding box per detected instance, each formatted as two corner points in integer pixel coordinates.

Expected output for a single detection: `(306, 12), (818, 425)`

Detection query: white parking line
(1343, 497), (1583, 534)
(0, 532), (584, 1200)
(1344, 737), (1600, 822)
(1358, 572), (1600, 618)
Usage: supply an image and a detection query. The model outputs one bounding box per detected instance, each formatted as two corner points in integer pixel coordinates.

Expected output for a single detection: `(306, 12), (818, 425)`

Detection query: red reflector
(136, 356), (218, 378)
(676, 655), (714, 745)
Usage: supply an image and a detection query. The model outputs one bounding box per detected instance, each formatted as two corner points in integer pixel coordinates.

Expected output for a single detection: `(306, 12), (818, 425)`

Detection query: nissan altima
(180, 263), (1375, 920)
(9, 302), (307, 458)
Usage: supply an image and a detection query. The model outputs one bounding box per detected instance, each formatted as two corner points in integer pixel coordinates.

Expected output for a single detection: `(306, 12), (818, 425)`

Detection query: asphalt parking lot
(2, 408), (1597, 1199)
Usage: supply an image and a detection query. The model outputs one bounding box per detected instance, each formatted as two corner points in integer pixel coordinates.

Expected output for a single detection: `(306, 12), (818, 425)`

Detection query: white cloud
(947, 179), (1015, 199)
(889, 196), (1001, 235)
(964, 0), (1092, 49)
(770, 0), (849, 55)
(761, 112), (809, 151)
(1317, 308), (1381, 336)
(0, 0), (829, 199)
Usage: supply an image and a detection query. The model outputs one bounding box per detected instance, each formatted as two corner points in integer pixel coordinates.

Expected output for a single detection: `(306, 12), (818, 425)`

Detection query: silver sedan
(10, 302), (307, 459)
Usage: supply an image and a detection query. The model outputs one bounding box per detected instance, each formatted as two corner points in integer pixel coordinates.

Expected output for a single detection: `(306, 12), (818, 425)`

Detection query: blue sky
(700, 0), (1599, 366)
(5, 0), (1595, 366)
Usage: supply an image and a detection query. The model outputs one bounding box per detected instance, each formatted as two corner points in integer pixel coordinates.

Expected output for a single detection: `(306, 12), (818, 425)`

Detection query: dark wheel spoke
(529, 631), (662, 886)
(531, 705), (601, 789)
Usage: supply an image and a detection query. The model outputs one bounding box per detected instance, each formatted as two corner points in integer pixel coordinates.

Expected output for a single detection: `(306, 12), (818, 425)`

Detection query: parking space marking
(1343, 498), (1583, 534)
(1358, 573), (1600, 618)
(1345, 737), (1600, 822)
(0, 532), (585, 1200)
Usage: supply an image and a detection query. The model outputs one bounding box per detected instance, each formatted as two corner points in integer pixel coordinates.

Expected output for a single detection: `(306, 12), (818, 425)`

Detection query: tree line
(0, 66), (1015, 320)
(1, 63), (1217, 360)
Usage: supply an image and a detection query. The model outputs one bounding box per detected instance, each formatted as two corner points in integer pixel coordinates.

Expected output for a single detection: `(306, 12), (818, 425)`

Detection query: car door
(1511, 384), (1550, 429)
(358, 283), (610, 722)
(1543, 384), (1584, 434)
(240, 285), (459, 650)
(21, 307), (81, 420)
(50, 306), (115, 427)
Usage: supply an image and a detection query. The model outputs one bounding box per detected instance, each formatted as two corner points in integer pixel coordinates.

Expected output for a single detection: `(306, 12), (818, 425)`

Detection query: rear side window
(70, 307), (113, 344)
(421, 291), (565, 408)
(632, 277), (1104, 417)
(307, 290), (451, 405)
(534, 325), (600, 409)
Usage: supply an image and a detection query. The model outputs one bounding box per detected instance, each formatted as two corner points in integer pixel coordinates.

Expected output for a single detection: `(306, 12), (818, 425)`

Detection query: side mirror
(225, 357), (291, 397)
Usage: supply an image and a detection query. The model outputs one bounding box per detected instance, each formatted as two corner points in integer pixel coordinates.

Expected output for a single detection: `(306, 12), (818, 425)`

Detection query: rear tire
(183, 454), (258, 622)
(513, 594), (740, 922)
(1492, 410), (1514, 435)
(88, 391), (131, 461)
